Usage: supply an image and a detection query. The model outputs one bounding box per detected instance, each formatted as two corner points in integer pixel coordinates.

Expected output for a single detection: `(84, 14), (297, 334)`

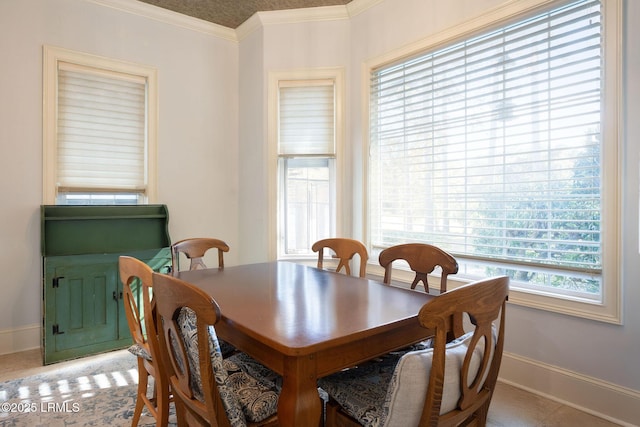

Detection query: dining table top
(174, 260), (434, 356)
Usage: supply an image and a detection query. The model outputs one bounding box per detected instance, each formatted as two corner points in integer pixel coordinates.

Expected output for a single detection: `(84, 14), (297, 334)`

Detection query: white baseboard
(0, 324), (40, 356)
(500, 352), (640, 426)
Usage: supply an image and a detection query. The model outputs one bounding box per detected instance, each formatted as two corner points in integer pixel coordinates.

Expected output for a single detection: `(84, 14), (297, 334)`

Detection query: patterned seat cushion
(219, 339), (238, 358)
(177, 308), (280, 426)
(318, 353), (403, 427)
(127, 343), (152, 361)
(223, 353), (280, 423)
(318, 331), (490, 427)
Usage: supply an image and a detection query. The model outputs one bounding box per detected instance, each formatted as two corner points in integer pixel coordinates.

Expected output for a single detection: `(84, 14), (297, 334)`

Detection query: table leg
(278, 354), (322, 427)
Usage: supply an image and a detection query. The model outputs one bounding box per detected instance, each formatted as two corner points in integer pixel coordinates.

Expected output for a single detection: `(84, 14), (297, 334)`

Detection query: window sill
(280, 257), (621, 324)
(365, 263), (622, 325)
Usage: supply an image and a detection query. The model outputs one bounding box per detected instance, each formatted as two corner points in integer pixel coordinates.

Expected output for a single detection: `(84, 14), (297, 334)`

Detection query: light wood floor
(0, 349), (622, 426)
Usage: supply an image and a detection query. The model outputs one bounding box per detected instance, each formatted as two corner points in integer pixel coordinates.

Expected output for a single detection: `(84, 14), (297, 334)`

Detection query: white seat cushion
(319, 330), (494, 427)
(381, 331), (487, 427)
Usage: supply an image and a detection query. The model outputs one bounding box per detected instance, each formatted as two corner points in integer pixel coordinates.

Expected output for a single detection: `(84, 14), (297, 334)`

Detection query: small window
(43, 46), (158, 205)
(268, 70), (344, 259)
(277, 81), (337, 256)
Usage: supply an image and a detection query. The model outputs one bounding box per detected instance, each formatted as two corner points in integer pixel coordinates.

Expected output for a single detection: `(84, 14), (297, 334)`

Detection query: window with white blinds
(279, 82), (335, 156)
(278, 80), (337, 256)
(43, 46), (157, 205)
(369, 0), (608, 298)
(57, 63), (146, 193)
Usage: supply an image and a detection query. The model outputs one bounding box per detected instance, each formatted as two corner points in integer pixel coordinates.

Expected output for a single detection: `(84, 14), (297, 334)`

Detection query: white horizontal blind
(369, 0), (602, 294)
(57, 63), (146, 192)
(278, 82), (335, 156)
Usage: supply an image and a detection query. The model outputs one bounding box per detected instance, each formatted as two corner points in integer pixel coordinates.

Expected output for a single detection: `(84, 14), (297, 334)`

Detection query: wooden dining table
(175, 261), (434, 427)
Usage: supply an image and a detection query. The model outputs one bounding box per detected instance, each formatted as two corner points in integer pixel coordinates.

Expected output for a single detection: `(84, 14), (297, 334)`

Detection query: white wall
(0, 0), (240, 351)
(238, 27), (268, 263)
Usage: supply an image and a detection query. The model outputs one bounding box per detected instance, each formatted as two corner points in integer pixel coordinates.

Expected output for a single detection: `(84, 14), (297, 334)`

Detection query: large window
(43, 46), (158, 205)
(367, 0), (620, 321)
(269, 69), (344, 259)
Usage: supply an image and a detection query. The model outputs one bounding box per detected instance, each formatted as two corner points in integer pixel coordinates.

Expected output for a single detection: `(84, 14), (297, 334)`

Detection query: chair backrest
(311, 238), (369, 278)
(119, 256), (158, 358)
(171, 237), (230, 271)
(152, 271), (230, 426)
(378, 243), (458, 293)
(418, 276), (508, 426)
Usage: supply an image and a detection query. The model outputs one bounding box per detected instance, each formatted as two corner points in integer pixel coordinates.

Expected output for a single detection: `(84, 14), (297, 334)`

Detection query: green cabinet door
(46, 262), (119, 352)
(42, 248), (171, 364)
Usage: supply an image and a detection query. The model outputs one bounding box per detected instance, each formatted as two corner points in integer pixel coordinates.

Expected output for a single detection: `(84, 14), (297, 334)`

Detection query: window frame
(268, 68), (345, 261)
(363, 0), (622, 324)
(43, 45), (158, 205)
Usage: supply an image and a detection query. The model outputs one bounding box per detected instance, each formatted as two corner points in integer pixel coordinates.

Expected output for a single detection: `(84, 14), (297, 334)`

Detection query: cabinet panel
(47, 263), (119, 352)
(41, 205), (171, 256)
(42, 249), (171, 364)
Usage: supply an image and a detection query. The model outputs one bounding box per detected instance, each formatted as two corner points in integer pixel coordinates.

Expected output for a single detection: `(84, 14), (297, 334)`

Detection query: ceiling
(137, 0), (353, 29)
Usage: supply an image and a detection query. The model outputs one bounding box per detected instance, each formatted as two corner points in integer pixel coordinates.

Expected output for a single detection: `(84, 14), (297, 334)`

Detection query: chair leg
(173, 398), (188, 426)
(324, 399), (340, 427)
(319, 395), (326, 427)
(325, 398), (362, 427)
(473, 400), (491, 426)
(155, 378), (171, 427)
(132, 358), (149, 427)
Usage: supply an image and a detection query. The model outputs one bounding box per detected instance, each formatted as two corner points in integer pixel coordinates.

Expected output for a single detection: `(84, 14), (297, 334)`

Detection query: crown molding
(257, 4), (350, 26)
(87, 0), (386, 43)
(86, 0), (238, 42)
(346, 0), (386, 17)
(235, 13), (264, 41)
(250, 0), (385, 29)
(237, 4), (351, 41)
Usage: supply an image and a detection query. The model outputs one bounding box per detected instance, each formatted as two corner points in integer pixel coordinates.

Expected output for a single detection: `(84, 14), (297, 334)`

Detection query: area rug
(0, 350), (176, 426)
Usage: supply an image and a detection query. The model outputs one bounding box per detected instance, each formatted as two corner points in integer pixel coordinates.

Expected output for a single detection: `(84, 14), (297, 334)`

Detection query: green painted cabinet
(41, 205), (171, 364)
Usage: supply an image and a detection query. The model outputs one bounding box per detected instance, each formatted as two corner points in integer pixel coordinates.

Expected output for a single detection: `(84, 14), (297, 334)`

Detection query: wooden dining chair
(379, 243), (459, 293)
(119, 256), (171, 427)
(151, 272), (280, 427)
(171, 237), (236, 357)
(312, 238), (369, 278)
(170, 237), (230, 271)
(319, 275), (509, 427)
